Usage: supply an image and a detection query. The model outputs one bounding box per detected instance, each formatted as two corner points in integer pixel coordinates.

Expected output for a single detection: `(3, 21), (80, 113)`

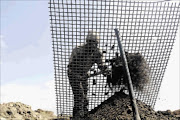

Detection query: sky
(0, 0), (179, 115)
(1, 0), (56, 113)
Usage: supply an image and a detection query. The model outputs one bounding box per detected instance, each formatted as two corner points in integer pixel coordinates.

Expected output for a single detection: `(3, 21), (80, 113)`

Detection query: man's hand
(102, 69), (111, 77)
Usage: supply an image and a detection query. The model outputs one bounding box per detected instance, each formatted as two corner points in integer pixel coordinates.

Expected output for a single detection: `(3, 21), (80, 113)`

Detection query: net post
(114, 28), (141, 120)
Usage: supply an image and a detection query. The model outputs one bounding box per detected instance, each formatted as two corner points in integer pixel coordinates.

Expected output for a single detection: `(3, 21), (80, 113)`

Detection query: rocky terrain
(0, 102), (56, 120)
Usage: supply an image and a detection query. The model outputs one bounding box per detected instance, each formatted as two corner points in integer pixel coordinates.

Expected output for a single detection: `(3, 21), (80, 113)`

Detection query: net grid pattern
(49, 0), (180, 117)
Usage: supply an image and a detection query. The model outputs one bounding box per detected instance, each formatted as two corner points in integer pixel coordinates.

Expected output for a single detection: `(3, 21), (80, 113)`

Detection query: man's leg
(82, 79), (88, 116)
(69, 76), (84, 118)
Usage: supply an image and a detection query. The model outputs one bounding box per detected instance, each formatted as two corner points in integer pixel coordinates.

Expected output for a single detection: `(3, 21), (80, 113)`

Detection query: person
(67, 30), (108, 119)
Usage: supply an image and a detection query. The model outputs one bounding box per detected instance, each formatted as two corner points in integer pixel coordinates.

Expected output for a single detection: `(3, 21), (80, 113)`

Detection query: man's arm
(95, 49), (108, 75)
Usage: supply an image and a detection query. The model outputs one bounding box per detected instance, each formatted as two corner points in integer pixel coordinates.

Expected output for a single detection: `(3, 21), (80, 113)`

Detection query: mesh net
(49, 0), (180, 117)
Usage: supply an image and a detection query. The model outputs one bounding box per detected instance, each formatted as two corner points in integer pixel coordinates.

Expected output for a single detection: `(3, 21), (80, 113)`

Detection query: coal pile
(89, 91), (178, 120)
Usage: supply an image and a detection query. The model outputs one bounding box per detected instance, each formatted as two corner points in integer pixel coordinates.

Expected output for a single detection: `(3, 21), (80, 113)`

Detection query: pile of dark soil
(89, 91), (179, 120)
(1, 99), (179, 120)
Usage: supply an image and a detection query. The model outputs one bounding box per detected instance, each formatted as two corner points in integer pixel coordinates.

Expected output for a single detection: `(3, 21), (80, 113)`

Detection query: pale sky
(0, 0), (179, 115)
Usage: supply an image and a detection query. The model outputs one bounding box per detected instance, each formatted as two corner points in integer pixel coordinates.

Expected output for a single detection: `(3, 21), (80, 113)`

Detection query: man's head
(86, 30), (100, 47)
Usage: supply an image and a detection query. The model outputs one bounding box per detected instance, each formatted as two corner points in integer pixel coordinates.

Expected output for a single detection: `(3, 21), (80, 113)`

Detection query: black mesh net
(49, 0), (180, 118)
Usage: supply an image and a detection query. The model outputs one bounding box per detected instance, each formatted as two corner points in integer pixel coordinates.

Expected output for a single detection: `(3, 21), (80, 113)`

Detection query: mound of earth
(0, 102), (56, 120)
(89, 91), (179, 120)
(1, 99), (179, 120)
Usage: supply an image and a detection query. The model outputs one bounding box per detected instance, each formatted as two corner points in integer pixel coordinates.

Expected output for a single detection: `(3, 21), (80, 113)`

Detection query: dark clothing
(68, 44), (104, 75)
(68, 44), (106, 118)
(68, 71), (88, 118)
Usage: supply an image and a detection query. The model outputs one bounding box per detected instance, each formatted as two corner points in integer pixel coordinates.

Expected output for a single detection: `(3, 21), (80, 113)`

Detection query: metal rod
(114, 28), (141, 120)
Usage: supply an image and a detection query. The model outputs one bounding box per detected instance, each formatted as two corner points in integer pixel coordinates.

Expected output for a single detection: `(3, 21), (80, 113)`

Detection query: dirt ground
(1, 94), (179, 120)
(0, 102), (56, 120)
(89, 91), (179, 120)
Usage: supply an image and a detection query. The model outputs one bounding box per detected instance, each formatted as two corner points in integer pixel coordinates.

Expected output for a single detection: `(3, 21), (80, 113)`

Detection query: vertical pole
(114, 28), (141, 120)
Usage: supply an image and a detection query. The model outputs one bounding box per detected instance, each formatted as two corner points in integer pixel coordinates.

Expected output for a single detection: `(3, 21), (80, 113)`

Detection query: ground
(0, 102), (56, 120)
(1, 95), (179, 120)
(89, 91), (179, 120)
